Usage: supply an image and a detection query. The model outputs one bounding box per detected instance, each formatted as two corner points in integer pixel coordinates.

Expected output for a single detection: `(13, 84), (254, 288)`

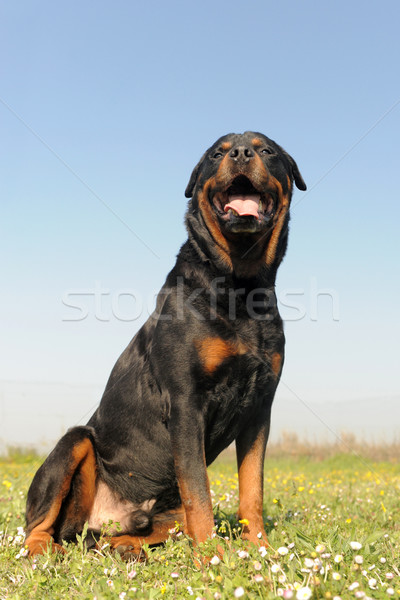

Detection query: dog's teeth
(258, 200), (263, 211)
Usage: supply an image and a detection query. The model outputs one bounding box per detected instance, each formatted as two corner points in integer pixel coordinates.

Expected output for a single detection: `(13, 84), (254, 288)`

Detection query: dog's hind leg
(25, 426), (98, 556)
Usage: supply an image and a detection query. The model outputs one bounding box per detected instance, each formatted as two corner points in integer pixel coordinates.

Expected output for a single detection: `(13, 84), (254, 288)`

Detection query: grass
(0, 444), (399, 599)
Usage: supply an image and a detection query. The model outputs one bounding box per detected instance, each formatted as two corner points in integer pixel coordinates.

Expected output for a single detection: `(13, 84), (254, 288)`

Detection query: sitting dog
(25, 131), (306, 556)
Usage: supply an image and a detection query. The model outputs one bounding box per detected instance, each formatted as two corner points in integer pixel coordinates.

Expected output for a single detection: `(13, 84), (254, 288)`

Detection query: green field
(0, 450), (399, 599)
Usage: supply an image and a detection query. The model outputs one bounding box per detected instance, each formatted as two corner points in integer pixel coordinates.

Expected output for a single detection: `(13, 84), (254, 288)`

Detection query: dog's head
(185, 132), (306, 277)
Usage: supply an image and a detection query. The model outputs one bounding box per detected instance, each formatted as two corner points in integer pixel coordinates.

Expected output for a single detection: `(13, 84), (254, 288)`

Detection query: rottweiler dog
(25, 131), (306, 557)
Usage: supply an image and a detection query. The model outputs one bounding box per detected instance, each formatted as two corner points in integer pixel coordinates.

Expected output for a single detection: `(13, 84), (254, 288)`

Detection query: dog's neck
(184, 208), (288, 285)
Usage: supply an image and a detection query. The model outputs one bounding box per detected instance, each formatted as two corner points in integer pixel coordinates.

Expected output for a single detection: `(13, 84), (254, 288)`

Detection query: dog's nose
(229, 145), (254, 162)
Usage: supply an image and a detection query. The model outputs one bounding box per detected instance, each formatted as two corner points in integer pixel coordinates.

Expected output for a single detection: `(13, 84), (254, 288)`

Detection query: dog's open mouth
(212, 175), (275, 227)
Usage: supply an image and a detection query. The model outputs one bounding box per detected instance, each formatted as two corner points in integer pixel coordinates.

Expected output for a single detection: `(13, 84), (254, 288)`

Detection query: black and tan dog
(25, 132), (306, 557)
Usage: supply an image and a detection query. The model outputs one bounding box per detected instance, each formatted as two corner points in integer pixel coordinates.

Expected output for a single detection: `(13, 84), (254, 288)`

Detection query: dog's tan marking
(25, 438), (97, 556)
(197, 178), (233, 269)
(251, 137), (263, 147)
(196, 337), (247, 374)
(271, 352), (282, 378)
(236, 428), (269, 545)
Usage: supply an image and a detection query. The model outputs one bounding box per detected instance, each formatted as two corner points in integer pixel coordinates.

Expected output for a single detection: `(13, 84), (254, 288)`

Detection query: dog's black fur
(25, 132), (306, 556)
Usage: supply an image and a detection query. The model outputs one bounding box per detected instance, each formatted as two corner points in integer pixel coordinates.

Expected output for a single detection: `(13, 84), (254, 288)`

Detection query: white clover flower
(254, 574), (263, 583)
(387, 588), (395, 596)
(237, 550), (249, 559)
(253, 561), (262, 571)
(348, 582), (360, 591)
(210, 555), (220, 566)
(187, 586), (194, 596)
(354, 555), (363, 564)
(304, 557), (314, 568)
(332, 572), (341, 581)
(386, 573), (394, 580)
(313, 558), (323, 571)
(278, 546), (289, 556)
(283, 591), (294, 599)
(171, 572), (179, 579)
(296, 586), (312, 600)
(350, 541), (362, 551)
(278, 574), (286, 583)
(271, 564), (280, 574)
(259, 545), (268, 557)
(334, 554), (343, 563)
(234, 587), (245, 598)
(315, 544), (325, 553)
(380, 557), (387, 564)
(106, 579), (114, 588)
(354, 592), (365, 599)
(368, 578), (377, 589)
(127, 570), (137, 579)
(119, 593), (126, 600)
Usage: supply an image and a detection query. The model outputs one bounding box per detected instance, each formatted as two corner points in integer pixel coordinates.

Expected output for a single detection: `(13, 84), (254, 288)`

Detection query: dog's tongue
(224, 194), (260, 218)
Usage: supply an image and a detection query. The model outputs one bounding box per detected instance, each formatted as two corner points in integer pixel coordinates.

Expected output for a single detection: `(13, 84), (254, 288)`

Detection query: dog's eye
(261, 148), (274, 155)
(213, 152), (223, 159)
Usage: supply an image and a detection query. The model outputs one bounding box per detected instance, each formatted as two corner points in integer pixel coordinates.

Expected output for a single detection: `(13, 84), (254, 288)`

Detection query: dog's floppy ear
(185, 151), (207, 198)
(283, 150), (307, 191)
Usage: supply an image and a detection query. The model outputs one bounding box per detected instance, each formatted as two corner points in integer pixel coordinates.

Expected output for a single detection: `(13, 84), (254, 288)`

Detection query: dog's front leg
(169, 408), (214, 544)
(235, 412), (271, 546)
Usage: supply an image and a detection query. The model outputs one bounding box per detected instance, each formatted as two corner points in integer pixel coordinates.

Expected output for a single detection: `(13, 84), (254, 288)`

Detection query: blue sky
(1, 1), (399, 442)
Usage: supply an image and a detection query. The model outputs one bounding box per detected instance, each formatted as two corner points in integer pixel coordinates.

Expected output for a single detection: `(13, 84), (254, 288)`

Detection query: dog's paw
(113, 543), (146, 562)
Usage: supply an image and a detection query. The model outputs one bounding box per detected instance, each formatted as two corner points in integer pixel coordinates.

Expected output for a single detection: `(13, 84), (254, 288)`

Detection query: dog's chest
(202, 346), (279, 461)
